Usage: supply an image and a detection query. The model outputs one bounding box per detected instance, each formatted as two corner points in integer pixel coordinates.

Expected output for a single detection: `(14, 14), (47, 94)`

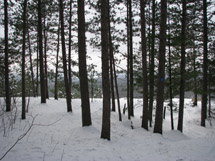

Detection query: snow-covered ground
(0, 97), (215, 161)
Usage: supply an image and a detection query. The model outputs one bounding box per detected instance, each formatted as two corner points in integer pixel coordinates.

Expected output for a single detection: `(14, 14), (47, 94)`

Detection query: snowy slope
(0, 98), (215, 161)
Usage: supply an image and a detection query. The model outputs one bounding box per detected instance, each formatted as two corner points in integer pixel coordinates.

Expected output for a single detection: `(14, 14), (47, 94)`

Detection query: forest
(0, 0), (215, 160)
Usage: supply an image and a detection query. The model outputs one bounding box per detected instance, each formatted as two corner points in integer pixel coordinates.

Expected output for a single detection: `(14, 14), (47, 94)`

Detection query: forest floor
(0, 97), (215, 161)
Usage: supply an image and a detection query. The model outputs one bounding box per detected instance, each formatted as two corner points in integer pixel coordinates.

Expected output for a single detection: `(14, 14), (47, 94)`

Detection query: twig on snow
(0, 115), (61, 160)
(60, 149), (65, 161)
(33, 118), (61, 127)
(0, 115), (38, 160)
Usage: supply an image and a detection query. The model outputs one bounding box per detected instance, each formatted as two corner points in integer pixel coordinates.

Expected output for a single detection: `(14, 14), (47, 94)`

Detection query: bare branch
(0, 115), (37, 160)
(0, 115), (61, 160)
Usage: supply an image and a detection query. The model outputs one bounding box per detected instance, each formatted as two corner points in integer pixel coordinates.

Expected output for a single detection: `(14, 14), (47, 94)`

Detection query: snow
(0, 98), (215, 161)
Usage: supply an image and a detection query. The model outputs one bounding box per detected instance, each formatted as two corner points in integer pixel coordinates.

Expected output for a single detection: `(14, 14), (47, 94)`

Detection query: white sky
(0, 1), (214, 73)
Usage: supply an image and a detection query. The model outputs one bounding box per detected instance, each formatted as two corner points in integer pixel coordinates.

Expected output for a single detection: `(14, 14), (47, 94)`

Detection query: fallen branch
(33, 118), (61, 127)
(0, 115), (61, 160)
(0, 115), (37, 160)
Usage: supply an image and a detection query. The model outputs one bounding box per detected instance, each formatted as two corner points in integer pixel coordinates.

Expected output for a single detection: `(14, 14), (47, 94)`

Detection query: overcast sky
(0, 1), (214, 73)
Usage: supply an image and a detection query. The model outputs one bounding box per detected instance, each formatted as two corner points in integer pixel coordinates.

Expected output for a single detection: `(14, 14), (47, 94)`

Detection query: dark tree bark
(43, 13), (49, 99)
(108, 2), (121, 120)
(113, 56), (122, 121)
(178, 0), (187, 132)
(38, 0), (46, 103)
(90, 70), (95, 102)
(193, 47), (198, 106)
(128, 0), (134, 117)
(140, 0), (148, 130)
(27, 30), (36, 97)
(36, 37), (39, 97)
(149, 0), (156, 127)
(44, 38), (49, 99)
(201, 0), (208, 127)
(110, 48), (116, 112)
(101, 0), (111, 140)
(4, 0), (11, 112)
(54, 21), (60, 100)
(126, 0), (130, 119)
(147, 1), (151, 63)
(59, 0), (72, 112)
(153, 0), (167, 134)
(108, 18), (122, 121)
(110, 55), (115, 112)
(68, 0), (72, 100)
(21, 0), (28, 120)
(108, 1), (115, 112)
(208, 74), (211, 118)
(168, 18), (174, 130)
(78, 0), (91, 126)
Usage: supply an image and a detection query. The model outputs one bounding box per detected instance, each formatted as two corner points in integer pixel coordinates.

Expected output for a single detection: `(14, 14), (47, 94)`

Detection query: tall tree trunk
(38, 0), (46, 103)
(4, 0), (11, 112)
(90, 71), (94, 102)
(68, 0), (72, 100)
(168, 18), (174, 130)
(108, 1), (115, 112)
(153, 0), (167, 134)
(36, 38), (39, 97)
(128, 0), (134, 117)
(178, 0), (187, 132)
(43, 14), (49, 99)
(59, 0), (72, 112)
(127, 0), (130, 119)
(112, 56), (122, 121)
(201, 0), (208, 127)
(208, 74), (211, 118)
(22, 0), (28, 120)
(27, 30), (36, 97)
(54, 21), (60, 100)
(147, 1), (151, 63)
(140, 0), (148, 130)
(149, 0), (156, 127)
(110, 47), (115, 112)
(44, 37), (49, 99)
(101, 0), (110, 140)
(193, 47), (198, 106)
(78, 0), (91, 126)
(108, 12), (122, 120)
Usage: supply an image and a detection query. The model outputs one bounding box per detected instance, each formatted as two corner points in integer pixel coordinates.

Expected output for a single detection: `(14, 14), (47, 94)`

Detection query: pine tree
(59, 0), (72, 112)
(36, 39), (39, 97)
(128, 0), (134, 117)
(101, 0), (111, 140)
(113, 56), (122, 121)
(192, 47), (198, 106)
(78, 0), (92, 126)
(109, 42), (116, 112)
(154, 0), (167, 134)
(68, 0), (73, 101)
(108, 0), (122, 121)
(127, 0), (130, 118)
(4, 0), (11, 112)
(149, 0), (156, 127)
(21, 0), (28, 120)
(140, 0), (148, 130)
(38, 0), (46, 103)
(201, 0), (208, 127)
(43, 1), (49, 99)
(167, 14), (174, 130)
(54, 19), (60, 100)
(177, 0), (187, 132)
(27, 30), (36, 97)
